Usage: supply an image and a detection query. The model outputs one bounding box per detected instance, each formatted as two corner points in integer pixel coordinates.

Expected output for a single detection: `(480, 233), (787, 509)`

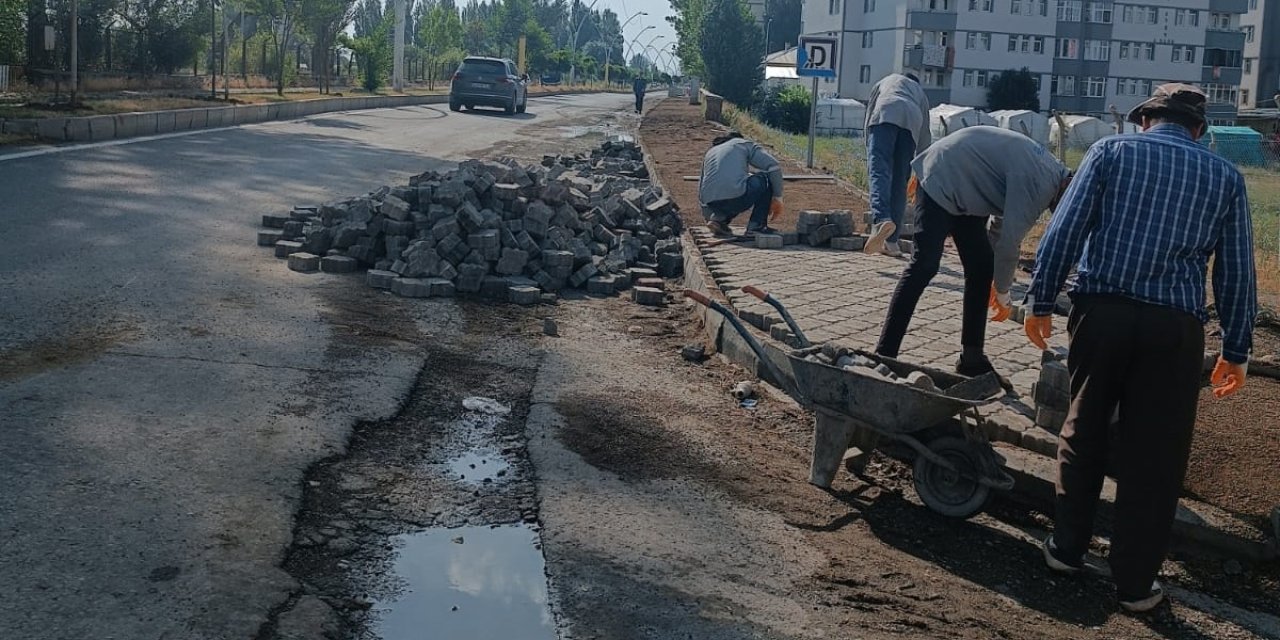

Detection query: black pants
(875, 193), (994, 358)
(635, 93), (645, 113)
(1054, 295), (1204, 599)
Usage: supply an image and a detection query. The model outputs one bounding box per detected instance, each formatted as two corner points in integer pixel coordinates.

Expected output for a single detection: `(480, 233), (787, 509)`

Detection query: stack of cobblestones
(256, 140), (682, 306)
(1031, 352), (1070, 432)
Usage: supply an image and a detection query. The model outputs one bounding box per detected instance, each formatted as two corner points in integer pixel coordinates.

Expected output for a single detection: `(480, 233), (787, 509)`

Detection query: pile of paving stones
(255, 139), (683, 306)
(803, 343), (941, 391)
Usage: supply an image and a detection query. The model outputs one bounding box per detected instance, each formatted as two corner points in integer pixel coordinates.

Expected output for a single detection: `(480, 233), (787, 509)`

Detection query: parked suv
(449, 56), (528, 115)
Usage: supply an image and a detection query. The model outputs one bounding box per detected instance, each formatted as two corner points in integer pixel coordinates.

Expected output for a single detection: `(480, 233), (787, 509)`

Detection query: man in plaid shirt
(1025, 83), (1257, 612)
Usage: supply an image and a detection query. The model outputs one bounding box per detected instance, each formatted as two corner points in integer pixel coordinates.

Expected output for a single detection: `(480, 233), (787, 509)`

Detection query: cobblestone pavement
(693, 228), (1069, 452)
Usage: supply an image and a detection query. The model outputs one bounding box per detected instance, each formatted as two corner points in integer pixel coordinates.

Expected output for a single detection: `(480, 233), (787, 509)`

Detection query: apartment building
(1240, 0), (1280, 109)
(800, 0), (1248, 123)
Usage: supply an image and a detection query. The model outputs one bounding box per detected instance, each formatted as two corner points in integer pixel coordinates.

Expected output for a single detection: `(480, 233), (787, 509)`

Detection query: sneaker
(864, 220), (897, 255)
(706, 220), (733, 237)
(1041, 536), (1083, 574)
(1119, 581), (1166, 613)
(882, 240), (904, 258)
(955, 355), (1015, 392)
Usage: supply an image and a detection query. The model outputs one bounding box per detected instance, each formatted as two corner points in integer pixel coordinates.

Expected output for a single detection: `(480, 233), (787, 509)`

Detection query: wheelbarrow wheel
(913, 436), (991, 519)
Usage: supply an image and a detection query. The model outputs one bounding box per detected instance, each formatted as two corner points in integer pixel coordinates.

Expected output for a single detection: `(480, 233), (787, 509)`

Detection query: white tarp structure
(814, 98), (867, 137)
(929, 104), (997, 140)
(1051, 115), (1113, 149)
(989, 109), (1051, 146)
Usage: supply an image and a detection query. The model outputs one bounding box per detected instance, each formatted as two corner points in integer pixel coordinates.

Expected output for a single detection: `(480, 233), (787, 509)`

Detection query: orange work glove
(1025, 313), (1052, 351)
(769, 198), (784, 221)
(989, 285), (1012, 323)
(907, 175), (919, 205)
(1210, 356), (1247, 399)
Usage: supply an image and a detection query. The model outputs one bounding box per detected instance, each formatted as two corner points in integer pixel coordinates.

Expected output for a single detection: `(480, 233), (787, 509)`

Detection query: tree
(350, 0), (391, 90)
(0, 0), (21, 64)
(700, 0), (762, 106)
(116, 0), (205, 74)
(987, 67), (1041, 112)
(419, 1), (462, 86)
(754, 83), (810, 133)
(763, 0), (800, 53)
(668, 0), (707, 78)
(301, 0), (356, 93)
(247, 0), (302, 94)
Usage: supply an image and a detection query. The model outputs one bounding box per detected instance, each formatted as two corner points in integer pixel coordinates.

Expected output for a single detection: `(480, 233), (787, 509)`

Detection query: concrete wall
(0, 90), (597, 144)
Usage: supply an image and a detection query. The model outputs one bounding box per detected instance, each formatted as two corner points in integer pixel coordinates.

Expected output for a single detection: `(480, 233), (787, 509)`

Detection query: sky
(601, 0), (680, 72)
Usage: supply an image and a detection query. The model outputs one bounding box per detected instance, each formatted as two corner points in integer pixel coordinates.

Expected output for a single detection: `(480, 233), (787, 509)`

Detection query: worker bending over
(875, 125), (1070, 380)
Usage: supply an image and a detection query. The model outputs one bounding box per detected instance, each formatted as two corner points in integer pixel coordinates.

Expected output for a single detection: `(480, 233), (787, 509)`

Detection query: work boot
(705, 220), (733, 237)
(882, 240), (904, 258)
(1119, 581), (1166, 613)
(955, 354), (1014, 392)
(864, 220), (896, 255)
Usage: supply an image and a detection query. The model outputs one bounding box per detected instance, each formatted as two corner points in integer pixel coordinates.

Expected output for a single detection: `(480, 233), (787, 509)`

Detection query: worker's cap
(1126, 82), (1207, 127)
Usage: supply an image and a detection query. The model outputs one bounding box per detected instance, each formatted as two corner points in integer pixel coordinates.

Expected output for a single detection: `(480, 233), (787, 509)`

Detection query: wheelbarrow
(685, 286), (1015, 518)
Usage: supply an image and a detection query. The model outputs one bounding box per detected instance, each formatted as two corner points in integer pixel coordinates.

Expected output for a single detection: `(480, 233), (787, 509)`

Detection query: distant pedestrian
(874, 126), (1070, 382)
(633, 77), (648, 114)
(862, 73), (932, 257)
(1027, 83), (1256, 613)
(698, 131), (784, 237)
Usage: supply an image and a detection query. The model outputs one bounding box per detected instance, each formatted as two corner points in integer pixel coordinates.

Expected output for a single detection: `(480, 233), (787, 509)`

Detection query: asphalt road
(0, 92), (634, 640)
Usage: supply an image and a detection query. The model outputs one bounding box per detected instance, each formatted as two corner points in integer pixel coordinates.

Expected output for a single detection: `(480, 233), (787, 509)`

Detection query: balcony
(1204, 29), (1246, 51)
(904, 45), (955, 69)
(1203, 66), (1243, 85)
(906, 2), (959, 30)
(1208, 0), (1249, 14)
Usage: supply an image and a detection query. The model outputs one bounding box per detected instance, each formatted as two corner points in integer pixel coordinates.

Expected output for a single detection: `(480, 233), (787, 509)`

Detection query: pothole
(371, 524), (556, 640)
(442, 448), (512, 485)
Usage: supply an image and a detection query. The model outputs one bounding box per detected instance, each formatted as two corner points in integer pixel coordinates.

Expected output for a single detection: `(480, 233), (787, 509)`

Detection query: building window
(1122, 5), (1157, 24)
(980, 32), (991, 50)
(863, 32), (874, 48)
(1173, 9), (1199, 27)
(1210, 13), (1232, 30)
(1118, 42), (1129, 59)
(1056, 38), (1078, 59)
(1203, 83), (1238, 105)
(1251, 0), (1258, 9)
(1032, 75), (1041, 90)
(1172, 45), (1196, 64)
(829, 0), (840, 15)
(1137, 42), (1154, 60)
(1114, 78), (1150, 96)
(963, 70), (974, 86)
(977, 70), (989, 87)
(1245, 26), (1255, 43)
(1051, 75), (1075, 96)
(1085, 2), (1111, 23)
(1011, 0), (1022, 14)
(967, 32), (977, 49)
(1241, 89), (1250, 107)
(1204, 48), (1242, 68)
(1038, 0), (1048, 15)
(927, 0), (952, 9)
(1083, 39), (1110, 61)
(1245, 58), (1254, 74)
(1056, 0), (1081, 21)
(864, 0), (876, 11)
(860, 65), (872, 83)
(1083, 76), (1105, 97)
(1033, 37), (1044, 53)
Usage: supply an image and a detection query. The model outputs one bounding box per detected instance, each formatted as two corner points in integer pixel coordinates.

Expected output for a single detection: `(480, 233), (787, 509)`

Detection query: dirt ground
(641, 97), (1280, 533)
(641, 99), (868, 232)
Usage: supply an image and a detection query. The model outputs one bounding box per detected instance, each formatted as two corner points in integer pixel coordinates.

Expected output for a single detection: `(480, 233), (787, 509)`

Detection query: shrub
(754, 84), (811, 134)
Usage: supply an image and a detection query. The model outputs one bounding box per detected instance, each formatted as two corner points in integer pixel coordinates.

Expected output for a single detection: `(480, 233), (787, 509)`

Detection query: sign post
(796, 35), (838, 168)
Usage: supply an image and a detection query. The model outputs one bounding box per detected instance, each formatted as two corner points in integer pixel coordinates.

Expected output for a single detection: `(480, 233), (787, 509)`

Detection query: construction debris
(257, 139), (683, 303)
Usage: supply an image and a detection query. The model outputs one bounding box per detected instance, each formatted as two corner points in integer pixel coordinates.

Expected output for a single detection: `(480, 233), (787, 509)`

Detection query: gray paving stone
(287, 252), (320, 273)
(275, 240), (303, 259)
(366, 269), (398, 289)
(632, 286), (664, 306)
(320, 255), (358, 273)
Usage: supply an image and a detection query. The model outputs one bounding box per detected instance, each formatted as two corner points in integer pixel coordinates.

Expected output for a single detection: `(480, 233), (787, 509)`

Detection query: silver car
(449, 56), (529, 115)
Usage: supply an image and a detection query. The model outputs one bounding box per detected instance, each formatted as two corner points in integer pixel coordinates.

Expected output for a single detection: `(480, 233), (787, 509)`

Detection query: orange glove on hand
(1210, 356), (1247, 399)
(989, 285), (1012, 323)
(907, 175), (919, 205)
(1025, 314), (1052, 351)
(769, 198), (784, 221)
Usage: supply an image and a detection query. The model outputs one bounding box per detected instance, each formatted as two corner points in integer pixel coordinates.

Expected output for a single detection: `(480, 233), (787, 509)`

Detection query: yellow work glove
(989, 285), (1012, 323)
(769, 198), (784, 221)
(1025, 313), (1052, 351)
(1210, 356), (1247, 399)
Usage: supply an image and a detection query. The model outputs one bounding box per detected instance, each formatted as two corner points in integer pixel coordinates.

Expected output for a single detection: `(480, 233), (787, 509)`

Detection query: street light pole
(70, 0), (78, 105)
(568, 0), (603, 87)
(609, 11), (647, 87)
(210, 0), (216, 100)
(623, 25), (655, 66)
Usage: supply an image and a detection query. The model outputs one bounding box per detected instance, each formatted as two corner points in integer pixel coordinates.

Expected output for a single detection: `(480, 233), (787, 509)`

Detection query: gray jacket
(912, 126), (1069, 293)
(864, 74), (932, 150)
(699, 138), (784, 208)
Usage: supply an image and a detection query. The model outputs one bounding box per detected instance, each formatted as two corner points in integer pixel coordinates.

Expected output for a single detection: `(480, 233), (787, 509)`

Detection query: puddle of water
(559, 124), (619, 139)
(373, 524), (556, 640)
(445, 449), (512, 484)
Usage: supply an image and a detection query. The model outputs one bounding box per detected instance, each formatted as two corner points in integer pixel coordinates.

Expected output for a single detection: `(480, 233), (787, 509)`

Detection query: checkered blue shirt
(1028, 124), (1257, 363)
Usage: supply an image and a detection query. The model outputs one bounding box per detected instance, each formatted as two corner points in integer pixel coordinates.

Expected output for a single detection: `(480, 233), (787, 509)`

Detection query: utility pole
(210, 0), (217, 99)
(392, 0), (406, 91)
(70, 0), (78, 105)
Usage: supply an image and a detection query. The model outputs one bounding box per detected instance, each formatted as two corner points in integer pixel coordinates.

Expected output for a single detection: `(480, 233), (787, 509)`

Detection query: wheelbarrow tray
(785, 349), (1003, 434)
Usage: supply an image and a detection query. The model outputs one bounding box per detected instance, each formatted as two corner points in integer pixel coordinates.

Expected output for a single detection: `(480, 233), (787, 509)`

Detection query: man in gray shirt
(863, 73), (932, 257)
(875, 126), (1071, 379)
(699, 132), (785, 236)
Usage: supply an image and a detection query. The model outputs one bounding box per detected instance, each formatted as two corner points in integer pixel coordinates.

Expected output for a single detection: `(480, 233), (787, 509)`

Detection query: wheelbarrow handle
(739, 286), (812, 348)
(682, 288), (792, 394)
(743, 286), (769, 301)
